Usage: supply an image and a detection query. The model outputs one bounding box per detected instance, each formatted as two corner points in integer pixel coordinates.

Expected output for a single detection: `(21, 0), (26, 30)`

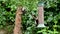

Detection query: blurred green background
(0, 0), (60, 34)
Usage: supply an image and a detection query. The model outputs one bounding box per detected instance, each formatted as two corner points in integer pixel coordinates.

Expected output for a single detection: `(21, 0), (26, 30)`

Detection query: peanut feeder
(37, 1), (45, 27)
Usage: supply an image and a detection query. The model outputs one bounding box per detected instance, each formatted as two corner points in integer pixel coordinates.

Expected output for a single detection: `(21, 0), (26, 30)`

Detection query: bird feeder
(37, 1), (45, 28)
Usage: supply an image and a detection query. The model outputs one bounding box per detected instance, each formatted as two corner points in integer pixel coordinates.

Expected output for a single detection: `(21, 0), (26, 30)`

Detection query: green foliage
(0, 0), (60, 34)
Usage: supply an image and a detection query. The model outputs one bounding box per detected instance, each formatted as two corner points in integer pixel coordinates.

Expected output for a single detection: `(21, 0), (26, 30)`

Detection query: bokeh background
(0, 0), (60, 34)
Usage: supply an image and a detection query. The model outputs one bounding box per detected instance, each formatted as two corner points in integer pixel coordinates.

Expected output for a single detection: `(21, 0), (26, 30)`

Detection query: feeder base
(37, 24), (45, 28)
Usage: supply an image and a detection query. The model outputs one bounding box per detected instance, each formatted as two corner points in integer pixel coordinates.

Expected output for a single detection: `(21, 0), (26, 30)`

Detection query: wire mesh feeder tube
(37, 2), (45, 28)
(14, 6), (23, 34)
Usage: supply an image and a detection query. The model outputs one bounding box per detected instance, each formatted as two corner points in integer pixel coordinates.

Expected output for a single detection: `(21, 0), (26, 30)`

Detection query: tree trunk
(14, 6), (23, 34)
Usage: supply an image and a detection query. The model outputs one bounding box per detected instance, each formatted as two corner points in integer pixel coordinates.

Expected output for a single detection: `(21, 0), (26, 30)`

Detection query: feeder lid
(38, 1), (45, 7)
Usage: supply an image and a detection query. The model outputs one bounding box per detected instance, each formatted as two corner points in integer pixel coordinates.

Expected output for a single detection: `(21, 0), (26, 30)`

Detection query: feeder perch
(37, 1), (45, 28)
